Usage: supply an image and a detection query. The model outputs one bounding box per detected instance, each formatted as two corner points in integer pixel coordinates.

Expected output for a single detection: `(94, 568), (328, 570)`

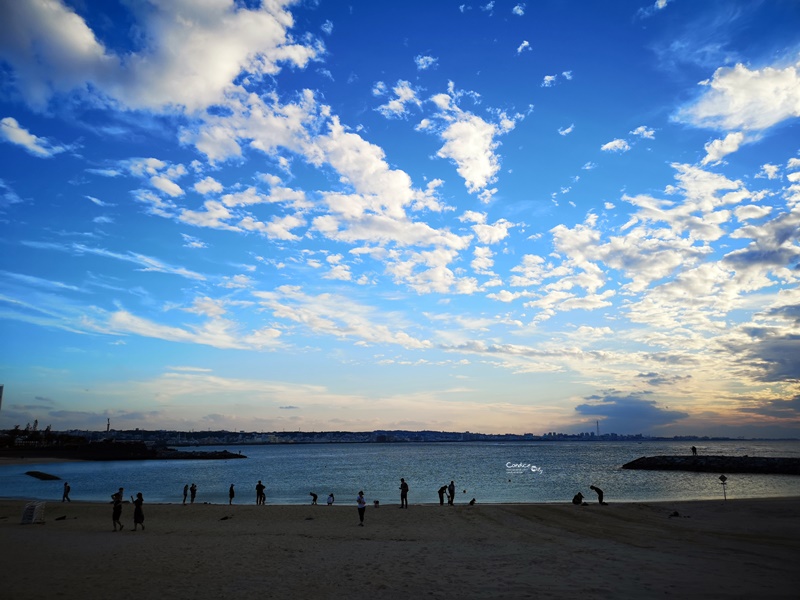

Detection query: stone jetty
(622, 455), (800, 475)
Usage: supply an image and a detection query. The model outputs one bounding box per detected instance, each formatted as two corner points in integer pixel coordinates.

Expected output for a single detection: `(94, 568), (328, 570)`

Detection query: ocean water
(1, 440), (798, 505)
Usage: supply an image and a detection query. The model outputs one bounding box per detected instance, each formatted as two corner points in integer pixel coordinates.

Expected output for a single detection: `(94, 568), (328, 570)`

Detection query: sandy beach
(1, 496), (798, 599)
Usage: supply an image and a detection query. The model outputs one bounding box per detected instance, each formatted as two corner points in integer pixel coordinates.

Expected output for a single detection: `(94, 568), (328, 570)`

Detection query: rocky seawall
(622, 455), (800, 475)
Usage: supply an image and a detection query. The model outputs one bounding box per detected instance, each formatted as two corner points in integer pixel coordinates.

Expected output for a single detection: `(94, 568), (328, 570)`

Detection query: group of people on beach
(103, 476), (478, 530)
(110, 487), (145, 531)
(572, 485), (607, 506)
(437, 481), (457, 506)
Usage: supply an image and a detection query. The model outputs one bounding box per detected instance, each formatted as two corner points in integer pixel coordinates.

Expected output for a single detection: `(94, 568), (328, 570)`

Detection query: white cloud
(558, 124), (574, 136)
(0, 0), (319, 113)
(415, 55), (437, 70)
(630, 125), (655, 139)
(377, 80), (421, 118)
(601, 139), (630, 153)
(516, 41), (530, 54)
(541, 75), (557, 87)
(701, 132), (744, 165)
(0, 117), (67, 157)
(194, 177), (224, 195)
(512, 4), (526, 16)
(756, 164), (780, 180)
(676, 60), (800, 132)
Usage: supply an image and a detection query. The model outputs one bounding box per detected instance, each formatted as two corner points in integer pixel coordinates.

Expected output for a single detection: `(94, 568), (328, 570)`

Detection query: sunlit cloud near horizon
(1, 0), (799, 438)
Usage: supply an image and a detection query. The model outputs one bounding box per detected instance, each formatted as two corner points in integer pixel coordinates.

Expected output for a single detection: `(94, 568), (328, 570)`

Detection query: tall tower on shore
(0, 384), (4, 415)
(596, 420), (600, 436)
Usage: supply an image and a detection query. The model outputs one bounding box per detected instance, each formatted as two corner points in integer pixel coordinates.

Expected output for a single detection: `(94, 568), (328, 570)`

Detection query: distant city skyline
(1, 1), (799, 438)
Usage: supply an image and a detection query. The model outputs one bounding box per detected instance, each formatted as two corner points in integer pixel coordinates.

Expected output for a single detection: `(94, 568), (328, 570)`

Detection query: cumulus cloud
(676, 60), (800, 132)
(701, 132), (744, 165)
(601, 139), (630, 153)
(630, 125), (655, 139)
(415, 55), (437, 70)
(541, 75), (557, 87)
(0, 0), (319, 113)
(377, 80), (421, 118)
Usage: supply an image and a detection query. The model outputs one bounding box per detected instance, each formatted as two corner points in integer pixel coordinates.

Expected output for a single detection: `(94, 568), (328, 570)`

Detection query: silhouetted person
(469, 498), (476, 506)
(399, 478), (409, 508)
(132, 492), (145, 530)
(448, 481), (455, 506)
(327, 493), (334, 506)
(357, 491), (366, 526)
(183, 484), (189, 505)
(256, 480), (265, 505)
(229, 484), (235, 505)
(190, 483), (197, 504)
(310, 492), (318, 505)
(691, 446), (698, 456)
(438, 485), (447, 505)
(589, 485), (606, 505)
(62, 482), (71, 502)
(112, 487), (124, 531)
(572, 492), (584, 505)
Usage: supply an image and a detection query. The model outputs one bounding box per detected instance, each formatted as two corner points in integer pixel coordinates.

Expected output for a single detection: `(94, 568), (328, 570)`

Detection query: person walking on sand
(327, 493), (335, 506)
(190, 483), (197, 504)
(256, 480), (265, 505)
(229, 484), (235, 505)
(357, 491), (366, 526)
(589, 485), (606, 505)
(183, 484), (189, 505)
(111, 487), (124, 531)
(691, 445), (698, 456)
(310, 492), (318, 505)
(438, 485), (447, 506)
(399, 478), (409, 508)
(132, 492), (145, 531)
(62, 481), (71, 502)
(448, 480), (455, 506)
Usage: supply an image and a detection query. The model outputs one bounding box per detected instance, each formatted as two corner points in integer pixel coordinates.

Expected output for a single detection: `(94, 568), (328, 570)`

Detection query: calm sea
(1, 440), (799, 505)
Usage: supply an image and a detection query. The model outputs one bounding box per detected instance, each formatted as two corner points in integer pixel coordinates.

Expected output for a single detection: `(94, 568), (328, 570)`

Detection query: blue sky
(1, 0), (799, 437)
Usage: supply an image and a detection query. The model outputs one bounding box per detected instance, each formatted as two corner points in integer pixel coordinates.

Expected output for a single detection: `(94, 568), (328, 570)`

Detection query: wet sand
(1, 497), (798, 599)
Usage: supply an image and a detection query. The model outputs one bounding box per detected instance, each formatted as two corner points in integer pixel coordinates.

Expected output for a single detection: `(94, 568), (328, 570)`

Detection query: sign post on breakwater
(719, 474), (727, 500)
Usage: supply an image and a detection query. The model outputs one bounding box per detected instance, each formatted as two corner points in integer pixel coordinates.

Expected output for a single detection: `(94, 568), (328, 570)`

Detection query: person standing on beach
(327, 493), (334, 505)
(691, 446), (698, 456)
(589, 485), (605, 505)
(111, 487), (124, 531)
(438, 485), (447, 506)
(448, 481), (455, 506)
(229, 484), (235, 505)
(356, 491), (366, 526)
(62, 481), (71, 502)
(256, 480), (265, 505)
(132, 492), (145, 530)
(399, 478), (409, 508)
(310, 492), (318, 505)
(190, 483), (197, 504)
(183, 484), (189, 505)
